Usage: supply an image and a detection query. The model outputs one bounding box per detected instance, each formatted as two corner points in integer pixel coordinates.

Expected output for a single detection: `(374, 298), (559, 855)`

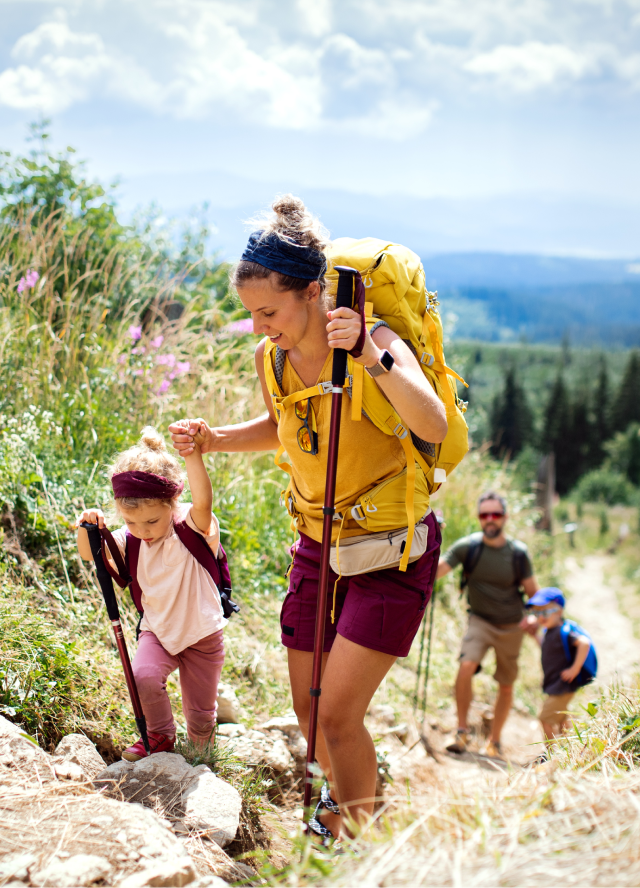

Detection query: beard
(483, 524), (502, 539)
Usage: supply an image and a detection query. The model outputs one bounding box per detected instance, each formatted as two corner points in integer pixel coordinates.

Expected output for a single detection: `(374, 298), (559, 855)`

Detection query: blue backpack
(561, 619), (598, 687)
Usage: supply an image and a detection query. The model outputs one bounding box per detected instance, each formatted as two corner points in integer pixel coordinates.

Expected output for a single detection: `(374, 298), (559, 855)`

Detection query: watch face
(380, 350), (395, 372)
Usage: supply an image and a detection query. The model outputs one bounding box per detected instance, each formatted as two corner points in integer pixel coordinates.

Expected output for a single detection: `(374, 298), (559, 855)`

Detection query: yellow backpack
(264, 236), (469, 570)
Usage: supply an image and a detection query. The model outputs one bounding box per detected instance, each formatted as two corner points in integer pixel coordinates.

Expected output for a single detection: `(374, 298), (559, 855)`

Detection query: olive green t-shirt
(444, 532), (533, 625)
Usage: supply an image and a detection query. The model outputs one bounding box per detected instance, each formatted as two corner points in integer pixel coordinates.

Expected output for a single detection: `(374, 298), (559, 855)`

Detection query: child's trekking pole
(81, 521), (150, 755)
(303, 265), (357, 818)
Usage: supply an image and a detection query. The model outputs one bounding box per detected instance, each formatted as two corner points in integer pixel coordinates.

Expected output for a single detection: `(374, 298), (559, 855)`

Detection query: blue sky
(1, 0), (639, 259)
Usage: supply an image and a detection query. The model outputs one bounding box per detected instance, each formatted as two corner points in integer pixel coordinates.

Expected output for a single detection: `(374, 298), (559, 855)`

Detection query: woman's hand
(169, 418), (215, 457)
(76, 509), (105, 529)
(326, 308), (380, 367)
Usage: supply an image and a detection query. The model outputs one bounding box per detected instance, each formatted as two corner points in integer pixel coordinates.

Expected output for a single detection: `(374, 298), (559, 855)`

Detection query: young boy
(525, 587), (592, 744)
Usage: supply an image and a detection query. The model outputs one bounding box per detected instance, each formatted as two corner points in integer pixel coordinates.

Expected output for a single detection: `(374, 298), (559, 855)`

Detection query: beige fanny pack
(329, 510), (432, 577)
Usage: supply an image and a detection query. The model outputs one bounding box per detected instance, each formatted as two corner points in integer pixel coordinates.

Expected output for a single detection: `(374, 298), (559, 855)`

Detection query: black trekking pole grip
(81, 522), (120, 621)
(332, 265), (357, 386)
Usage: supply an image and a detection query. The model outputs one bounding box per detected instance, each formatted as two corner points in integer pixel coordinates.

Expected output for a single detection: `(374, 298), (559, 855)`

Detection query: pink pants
(133, 630), (225, 745)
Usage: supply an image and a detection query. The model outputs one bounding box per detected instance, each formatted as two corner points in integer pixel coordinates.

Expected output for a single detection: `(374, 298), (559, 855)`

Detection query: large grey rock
(215, 682), (239, 724)
(0, 714), (55, 786)
(227, 729), (293, 773)
(1, 790), (195, 887)
(30, 854), (112, 887)
(96, 752), (241, 848)
(53, 734), (105, 781)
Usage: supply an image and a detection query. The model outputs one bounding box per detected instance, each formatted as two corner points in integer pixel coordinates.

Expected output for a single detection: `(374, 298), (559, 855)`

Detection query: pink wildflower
(158, 379), (171, 394)
(129, 325), (142, 341)
(156, 353), (176, 368)
(176, 361), (190, 374)
(17, 270), (40, 294)
(117, 355), (126, 364)
(150, 335), (164, 349)
(131, 346), (146, 355)
(227, 318), (254, 334)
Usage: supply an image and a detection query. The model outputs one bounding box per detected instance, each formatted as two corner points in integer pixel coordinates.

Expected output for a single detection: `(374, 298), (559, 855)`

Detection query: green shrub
(0, 581), (132, 750)
(573, 468), (636, 506)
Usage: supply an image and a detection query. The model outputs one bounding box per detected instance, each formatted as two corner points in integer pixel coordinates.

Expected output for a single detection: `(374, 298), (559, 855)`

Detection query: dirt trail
(564, 554), (640, 685)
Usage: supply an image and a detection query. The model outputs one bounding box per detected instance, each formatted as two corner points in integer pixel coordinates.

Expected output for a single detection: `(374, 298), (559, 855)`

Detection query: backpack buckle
(393, 422), (408, 440)
(420, 352), (435, 367)
(317, 382), (333, 395)
(351, 505), (365, 522)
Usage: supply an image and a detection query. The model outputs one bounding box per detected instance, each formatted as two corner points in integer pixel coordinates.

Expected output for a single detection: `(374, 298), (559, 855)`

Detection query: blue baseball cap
(525, 587), (565, 609)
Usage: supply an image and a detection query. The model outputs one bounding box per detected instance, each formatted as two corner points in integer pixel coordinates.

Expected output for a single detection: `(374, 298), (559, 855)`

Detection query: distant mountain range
(117, 168), (640, 346)
(423, 253), (640, 347)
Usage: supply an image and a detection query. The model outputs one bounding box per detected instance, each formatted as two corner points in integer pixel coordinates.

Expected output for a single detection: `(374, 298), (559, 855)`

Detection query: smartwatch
(365, 349), (395, 378)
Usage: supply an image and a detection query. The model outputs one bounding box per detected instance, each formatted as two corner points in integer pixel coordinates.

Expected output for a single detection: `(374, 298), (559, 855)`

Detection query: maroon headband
(111, 470), (184, 500)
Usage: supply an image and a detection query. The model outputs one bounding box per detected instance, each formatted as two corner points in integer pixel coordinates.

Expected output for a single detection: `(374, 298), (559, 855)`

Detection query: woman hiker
(169, 195), (447, 841)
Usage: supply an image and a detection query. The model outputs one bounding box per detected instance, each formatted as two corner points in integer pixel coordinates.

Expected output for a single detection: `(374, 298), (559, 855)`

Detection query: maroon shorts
(280, 512), (441, 658)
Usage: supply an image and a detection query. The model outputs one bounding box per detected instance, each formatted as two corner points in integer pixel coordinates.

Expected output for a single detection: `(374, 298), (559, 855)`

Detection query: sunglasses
(478, 511), (505, 520)
(295, 397), (318, 455)
(536, 605), (561, 617)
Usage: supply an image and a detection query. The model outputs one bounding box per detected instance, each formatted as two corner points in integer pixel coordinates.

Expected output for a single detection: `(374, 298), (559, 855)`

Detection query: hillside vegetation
(2, 132), (640, 884)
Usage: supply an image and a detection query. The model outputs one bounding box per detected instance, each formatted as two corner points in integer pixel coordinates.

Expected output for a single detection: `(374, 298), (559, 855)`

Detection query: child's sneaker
(122, 732), (175, 762)
(446, 729), (469, 754)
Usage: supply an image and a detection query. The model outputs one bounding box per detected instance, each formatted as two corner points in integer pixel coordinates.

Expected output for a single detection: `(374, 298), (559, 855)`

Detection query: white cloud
(0, 19), (161, 112)
(464, 42), (602, 90)
(0, 0), (637, 132)
(296, 0), (332, 37)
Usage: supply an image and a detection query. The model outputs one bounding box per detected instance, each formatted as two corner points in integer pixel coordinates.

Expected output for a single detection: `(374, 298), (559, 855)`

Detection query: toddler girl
(77, 425), (225, 761)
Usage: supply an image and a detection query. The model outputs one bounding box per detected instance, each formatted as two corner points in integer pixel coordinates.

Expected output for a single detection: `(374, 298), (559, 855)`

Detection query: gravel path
(564, 554), (640, 685)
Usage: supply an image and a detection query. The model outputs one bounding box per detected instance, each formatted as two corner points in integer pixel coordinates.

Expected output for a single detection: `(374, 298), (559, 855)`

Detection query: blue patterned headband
(240, 230), (327, 281)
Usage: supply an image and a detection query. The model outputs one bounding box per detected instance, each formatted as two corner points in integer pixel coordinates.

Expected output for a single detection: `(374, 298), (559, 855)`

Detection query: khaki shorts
(460, 614), (524, 686)
(539, 692), (574, 727)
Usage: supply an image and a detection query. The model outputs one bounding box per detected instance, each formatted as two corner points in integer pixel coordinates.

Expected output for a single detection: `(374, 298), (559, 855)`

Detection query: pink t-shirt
(109, 503), (224, 656)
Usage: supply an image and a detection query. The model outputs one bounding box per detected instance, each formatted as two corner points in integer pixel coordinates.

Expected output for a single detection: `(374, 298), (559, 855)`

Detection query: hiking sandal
(320, 782), (340, 815)
(308, 799), (335, 846)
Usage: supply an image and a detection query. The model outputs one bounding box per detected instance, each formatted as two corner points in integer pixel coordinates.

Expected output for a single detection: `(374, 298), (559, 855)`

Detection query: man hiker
(435, 491), (539, 757)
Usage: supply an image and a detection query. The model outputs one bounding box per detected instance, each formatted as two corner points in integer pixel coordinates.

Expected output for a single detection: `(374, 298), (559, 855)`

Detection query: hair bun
(139, 426), (166, 452)
(253, 193), (329, 252)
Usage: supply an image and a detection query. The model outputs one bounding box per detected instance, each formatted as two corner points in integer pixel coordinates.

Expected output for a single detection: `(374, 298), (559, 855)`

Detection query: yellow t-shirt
(278, 352), (407, 543)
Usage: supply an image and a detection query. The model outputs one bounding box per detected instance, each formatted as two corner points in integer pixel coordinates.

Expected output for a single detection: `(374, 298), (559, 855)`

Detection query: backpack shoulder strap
(460, 536), (484, 590)
(511, 541), (528, 589)
(173, 521), (239, 618)
(124, 532), (143, 614)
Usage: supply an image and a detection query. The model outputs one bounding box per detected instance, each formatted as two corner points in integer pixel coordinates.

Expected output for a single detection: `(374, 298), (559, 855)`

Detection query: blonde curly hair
(108, 426), (184, 512)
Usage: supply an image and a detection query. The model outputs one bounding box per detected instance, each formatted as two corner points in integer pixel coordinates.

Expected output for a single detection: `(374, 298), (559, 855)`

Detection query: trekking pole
(303, 265), (357, 819)
(420, 585), (437, 715)
(81, 522), (150, 754)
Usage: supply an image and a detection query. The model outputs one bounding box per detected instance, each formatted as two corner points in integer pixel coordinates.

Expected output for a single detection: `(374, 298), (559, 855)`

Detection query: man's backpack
(561, 619), (598, 687)
(99, 521), (239, 626)
(459, 536), (529, 593)
(264, 237), (470, 571)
